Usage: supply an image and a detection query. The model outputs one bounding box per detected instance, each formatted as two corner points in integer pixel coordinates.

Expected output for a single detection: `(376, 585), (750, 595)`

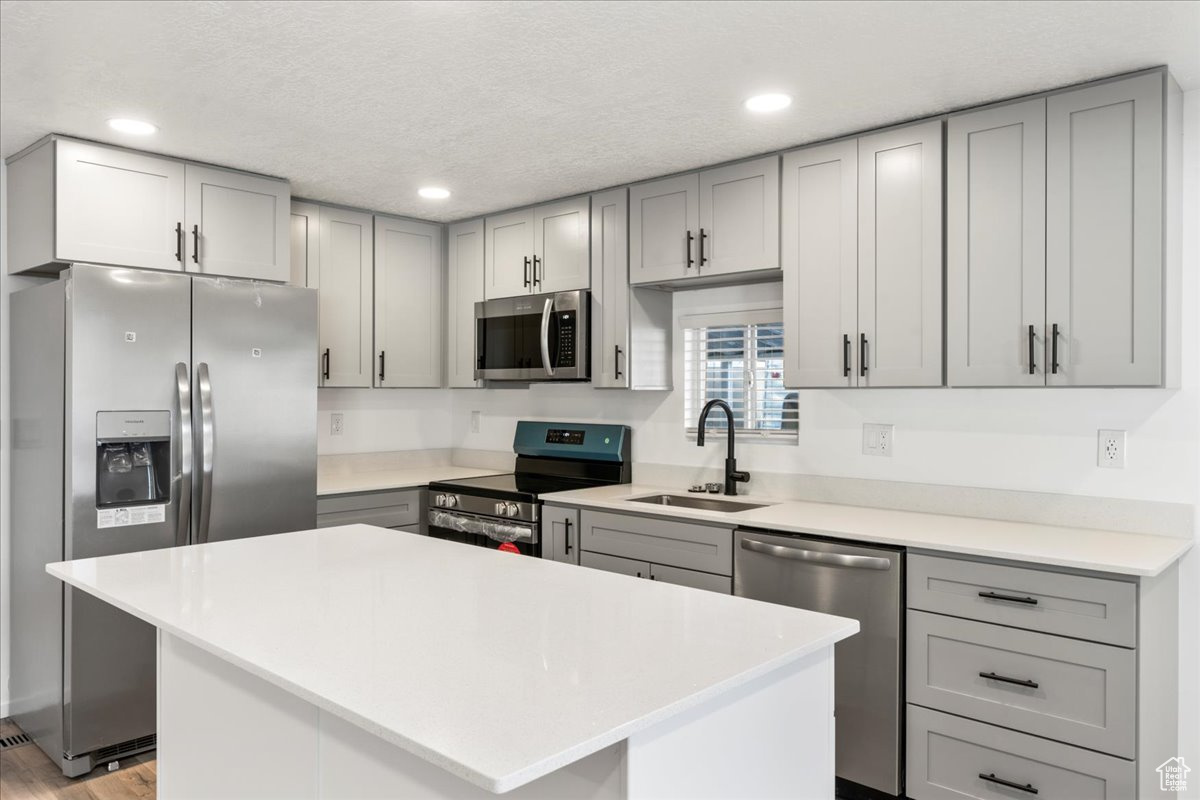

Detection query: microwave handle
(539, 297), (556, 377)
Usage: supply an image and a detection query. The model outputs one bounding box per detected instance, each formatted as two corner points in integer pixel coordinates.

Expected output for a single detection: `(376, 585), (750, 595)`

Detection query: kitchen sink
(626, 494), (772, 513)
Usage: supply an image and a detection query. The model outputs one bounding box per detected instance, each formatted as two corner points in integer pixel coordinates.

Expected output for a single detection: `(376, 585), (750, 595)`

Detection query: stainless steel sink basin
(626, 494), (771, 513)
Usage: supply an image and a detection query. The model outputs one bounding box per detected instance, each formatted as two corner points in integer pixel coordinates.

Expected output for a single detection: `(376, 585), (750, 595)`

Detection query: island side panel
(624, 647), (836, 799)
(157, 632), (320, 799)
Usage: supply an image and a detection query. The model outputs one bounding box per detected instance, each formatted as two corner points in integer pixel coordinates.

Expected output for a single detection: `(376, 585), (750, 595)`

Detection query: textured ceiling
(2, 0), (1198, 223)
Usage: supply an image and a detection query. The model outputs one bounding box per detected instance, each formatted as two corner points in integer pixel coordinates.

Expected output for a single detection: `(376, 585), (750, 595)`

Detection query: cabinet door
(782, 140), (859, 388)
(648, 563), (732, 594)
(290, 201), (320, 287)
(184, 164), (290, 281)
(580, 551), (649, 579)
(533, 196), (590, 294)
(317, 206), (373, 388)
(858, 120), (944, 387)
(446, 219), (484, 388)
(698, 155), (780, 278)
(374, 215), (443, 388)
(1046, 72), (1163, 386)
(947, 100), (1046, 387)
(55, 139), (186, 271)
(591, 188), (630, 388)
(543, 505), (581, 565)
(484, 208), (534, 299)
(629, 173), (700, 285)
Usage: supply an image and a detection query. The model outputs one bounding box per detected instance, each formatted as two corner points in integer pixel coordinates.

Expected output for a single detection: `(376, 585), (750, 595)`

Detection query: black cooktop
(427, 472), (602, 503)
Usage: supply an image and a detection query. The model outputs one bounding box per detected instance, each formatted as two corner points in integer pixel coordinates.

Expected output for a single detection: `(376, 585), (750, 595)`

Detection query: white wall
(317, 388), (453, 455)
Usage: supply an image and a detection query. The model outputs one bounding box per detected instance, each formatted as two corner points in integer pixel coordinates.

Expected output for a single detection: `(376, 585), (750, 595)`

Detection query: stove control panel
(545, 428), (585, 445)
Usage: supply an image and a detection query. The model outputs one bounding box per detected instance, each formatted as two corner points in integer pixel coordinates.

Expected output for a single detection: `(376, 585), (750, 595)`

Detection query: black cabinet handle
(175, 222), (183, 263)
(843, 334), (851, 377)
(563, 519), (572, 555)
(980, 671), (1039, 689)
(636, 570), (643, 578)
(698, 227), (707, 267)
(322, 348), (330, 381)
(860, 333), (868, 377)
(979, 773), (1038, 795)
(191, 225), (200, 264)
(1050, 323), (1060, 374)
(378, 351), (386, 383)
(978, 590), (1038, 605)
(649, 574), (656, 580)
(523, 256), (531, 288)
(533, 255), (541, 287)
(614, 345), (624, 379)
(685, 230), (695, 269)
(1028, 324), (1036, 375)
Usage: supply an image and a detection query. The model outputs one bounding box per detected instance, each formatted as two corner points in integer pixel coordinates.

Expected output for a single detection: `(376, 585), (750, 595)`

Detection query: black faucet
(696, 399), (750, 496)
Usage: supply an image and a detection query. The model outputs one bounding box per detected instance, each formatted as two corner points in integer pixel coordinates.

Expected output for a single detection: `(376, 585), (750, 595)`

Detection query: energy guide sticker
(97, 505), (166, 529)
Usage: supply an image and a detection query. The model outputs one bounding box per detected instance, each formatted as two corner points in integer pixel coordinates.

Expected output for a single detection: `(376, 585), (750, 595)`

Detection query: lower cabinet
(316, 490), (422, 531)
(542, 504), (580, 564)
(580, 551), (647, 578)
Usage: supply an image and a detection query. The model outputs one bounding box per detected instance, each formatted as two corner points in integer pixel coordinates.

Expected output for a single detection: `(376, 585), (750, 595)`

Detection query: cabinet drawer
(908, 553), (1136, 647)
(316, 490), (420, 529)
(649, 563), (732, 595)
(580, 510), (732, 575)
(907, 705), (1135, 800)
(908, 611), (1135, 757)
(580, 551), (650, 579)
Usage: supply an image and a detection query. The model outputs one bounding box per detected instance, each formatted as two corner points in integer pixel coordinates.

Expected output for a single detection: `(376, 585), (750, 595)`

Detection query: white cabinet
(947, 99), (1047, 387)
(316, 205), (373, 388)
(374, 215), (443, 388)
(185, 163), (290, 282)
(1046, 72), (1164, 387)
(630, 157), (779, 286)
(290, 202), (320, 287)
(484, 197), (589, 300)
(446, 219), (484, 388)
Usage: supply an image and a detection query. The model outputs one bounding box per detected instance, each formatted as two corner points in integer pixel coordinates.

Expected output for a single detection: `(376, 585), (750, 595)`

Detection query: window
(683, 310), (797, 442)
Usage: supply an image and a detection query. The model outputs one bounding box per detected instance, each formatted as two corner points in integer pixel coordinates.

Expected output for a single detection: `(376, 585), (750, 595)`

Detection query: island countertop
(47, 524), (858, 793)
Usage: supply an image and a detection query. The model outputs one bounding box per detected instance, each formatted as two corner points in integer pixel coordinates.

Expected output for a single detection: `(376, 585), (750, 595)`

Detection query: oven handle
(539, 297), (556, 377)
(428, 510), (538, 544)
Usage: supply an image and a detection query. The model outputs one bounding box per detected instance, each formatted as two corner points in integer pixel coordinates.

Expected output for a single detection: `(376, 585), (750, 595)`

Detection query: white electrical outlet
(470, 411), (481, 434)
(330, 412), (344, 436)
(1097, 429), (1126, 468)
(863, 423), (894, 457)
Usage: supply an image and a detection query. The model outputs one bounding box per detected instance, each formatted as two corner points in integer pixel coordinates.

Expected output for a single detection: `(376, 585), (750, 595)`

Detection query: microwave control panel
(557, 311), (576, 368)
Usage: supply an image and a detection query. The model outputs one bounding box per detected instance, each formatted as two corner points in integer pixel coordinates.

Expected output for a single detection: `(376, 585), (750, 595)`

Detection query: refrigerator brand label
(251, 348), (262, 358)
(124, 331), (136, 342)
(97, 504), (165, 529)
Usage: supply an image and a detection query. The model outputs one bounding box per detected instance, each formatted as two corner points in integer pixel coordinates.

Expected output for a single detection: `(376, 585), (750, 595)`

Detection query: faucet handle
(705, 483), (722, 494)
(730, 471), (750, 484)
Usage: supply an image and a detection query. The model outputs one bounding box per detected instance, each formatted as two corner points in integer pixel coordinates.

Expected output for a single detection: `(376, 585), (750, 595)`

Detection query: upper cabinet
(630, 156), (780, 287)
(290, 201), (320, 287)
(374, 215), (443, 388)
(446, 219), (485, 388)
(6, 137), (290, 281)
(783, 122), (943, 388)
(315, 205), (374, 388)
(484, 196), (589, 300)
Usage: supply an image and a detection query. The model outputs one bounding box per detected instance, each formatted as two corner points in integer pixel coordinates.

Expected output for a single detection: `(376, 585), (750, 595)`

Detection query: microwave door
(539, 297), (556, 378)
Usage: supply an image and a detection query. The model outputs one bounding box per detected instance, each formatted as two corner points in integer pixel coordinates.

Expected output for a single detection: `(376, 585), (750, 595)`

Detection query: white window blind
(682, 310), (797, 442)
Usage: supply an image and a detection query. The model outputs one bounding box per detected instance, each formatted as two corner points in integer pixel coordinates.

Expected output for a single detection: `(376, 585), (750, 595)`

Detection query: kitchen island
(48, 524), (857, 799)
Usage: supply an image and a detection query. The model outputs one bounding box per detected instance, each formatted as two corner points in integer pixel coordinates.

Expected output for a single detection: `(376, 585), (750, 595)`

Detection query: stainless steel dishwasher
(734, 529), (904, 799)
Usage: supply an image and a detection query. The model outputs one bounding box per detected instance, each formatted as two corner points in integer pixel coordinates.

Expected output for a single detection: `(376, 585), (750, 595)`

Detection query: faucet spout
(696, 399), (750, 496)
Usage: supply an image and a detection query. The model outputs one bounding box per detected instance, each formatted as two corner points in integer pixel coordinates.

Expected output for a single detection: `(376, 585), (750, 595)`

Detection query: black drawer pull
(563, 519), (572, 555)
(980, 671), (1039, 689)
(978, 590), (1038, 605)
(980, 773), (1038, 795)
(1027, 324), (1036, 375)
(843, 334), (851, 377)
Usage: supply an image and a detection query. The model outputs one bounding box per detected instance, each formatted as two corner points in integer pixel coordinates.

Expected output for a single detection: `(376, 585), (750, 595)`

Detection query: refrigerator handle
(175, 363), (193, 546)
(197, 362), (215, 545)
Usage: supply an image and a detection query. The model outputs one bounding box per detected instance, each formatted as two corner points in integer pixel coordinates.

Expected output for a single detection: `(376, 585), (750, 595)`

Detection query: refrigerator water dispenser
(95, 411), (171, 507)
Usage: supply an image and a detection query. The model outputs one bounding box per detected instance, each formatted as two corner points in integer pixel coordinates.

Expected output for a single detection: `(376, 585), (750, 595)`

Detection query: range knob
(494, 502), (508, 516)
(443, 495), (458, 509)
(435, 494), (447, 507)
(505, 502), (520, 517)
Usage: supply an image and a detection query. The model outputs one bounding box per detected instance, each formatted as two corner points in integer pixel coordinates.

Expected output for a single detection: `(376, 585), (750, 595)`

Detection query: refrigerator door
(64, 264), (192, 759)
(191, 277), (318, 543)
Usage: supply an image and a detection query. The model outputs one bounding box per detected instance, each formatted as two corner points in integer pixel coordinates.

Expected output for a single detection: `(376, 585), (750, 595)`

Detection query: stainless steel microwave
(475, 290), (589, 381)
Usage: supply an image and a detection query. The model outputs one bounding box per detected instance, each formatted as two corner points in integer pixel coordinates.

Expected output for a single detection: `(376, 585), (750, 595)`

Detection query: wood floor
(0, 719), (156, 800)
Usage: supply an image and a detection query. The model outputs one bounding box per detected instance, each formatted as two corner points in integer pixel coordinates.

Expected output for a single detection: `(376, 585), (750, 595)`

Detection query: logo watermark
(1158, 757), (1190, 792)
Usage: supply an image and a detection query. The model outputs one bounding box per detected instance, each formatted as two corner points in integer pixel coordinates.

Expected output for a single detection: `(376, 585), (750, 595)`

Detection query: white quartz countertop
(47, 525), (858, 793)
(543, 484), (1192, 577)
(317, 465), (500, 496)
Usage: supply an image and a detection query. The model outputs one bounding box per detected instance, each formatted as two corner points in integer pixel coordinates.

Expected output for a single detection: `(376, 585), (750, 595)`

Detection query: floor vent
(94, 734), (156, 761)
(0, 732), (32, 749)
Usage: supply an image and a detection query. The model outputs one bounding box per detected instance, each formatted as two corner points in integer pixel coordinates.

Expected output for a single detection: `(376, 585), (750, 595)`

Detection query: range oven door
(474, 290), (588, 381)
(427, 509), (541, 557)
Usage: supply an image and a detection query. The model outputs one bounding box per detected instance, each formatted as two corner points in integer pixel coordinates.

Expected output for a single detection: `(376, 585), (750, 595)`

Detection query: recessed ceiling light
(107, 118), (158, 135)
(418, 187), (451, 200)
(744, 93), (792, 113)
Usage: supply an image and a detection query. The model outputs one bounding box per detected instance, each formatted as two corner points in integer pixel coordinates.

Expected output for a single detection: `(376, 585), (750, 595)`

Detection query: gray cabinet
(484, 208), (533, 300)
(315, 205), (374, 388)
(947, 99), (1047, 387)
(648, 563), (732, 594)
(316, 490), (422, 530)
(1046, 72), (1164, 387)
(447, 219), (484, 388)
(581, 551), (649, 579)
(590, 188), (673, 390)
(543, 504), (581, 564)
(484, 197), (589, 300)
(184, 163), (290, 282)
(290, 201), (320, 287)
(857, 121), (944, 387)
(373, 215), (443, 388)
(579, 509), (733, 576)
(629, 173), (699, 285)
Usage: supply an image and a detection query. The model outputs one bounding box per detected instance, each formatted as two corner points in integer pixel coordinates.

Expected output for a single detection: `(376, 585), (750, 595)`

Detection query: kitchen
(1, 2), (1198, 799)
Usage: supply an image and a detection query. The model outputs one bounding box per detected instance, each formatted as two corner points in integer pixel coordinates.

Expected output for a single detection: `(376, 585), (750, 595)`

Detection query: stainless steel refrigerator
(10, 263), (317, 776)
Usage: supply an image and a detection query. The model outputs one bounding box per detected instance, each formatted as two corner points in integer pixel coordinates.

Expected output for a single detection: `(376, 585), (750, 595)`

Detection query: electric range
(425, 421), (631, 556)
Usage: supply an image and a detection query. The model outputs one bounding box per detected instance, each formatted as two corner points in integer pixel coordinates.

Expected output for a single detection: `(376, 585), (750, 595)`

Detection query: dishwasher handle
(739, 537), (893, 570)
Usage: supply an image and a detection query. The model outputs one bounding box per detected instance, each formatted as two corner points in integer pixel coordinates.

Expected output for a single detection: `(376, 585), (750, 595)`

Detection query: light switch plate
(863, 423), (894, 457)
(1098, 429), (1125, 468)
(470, 411), (481, 434)
(330, 412), (344, 436)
